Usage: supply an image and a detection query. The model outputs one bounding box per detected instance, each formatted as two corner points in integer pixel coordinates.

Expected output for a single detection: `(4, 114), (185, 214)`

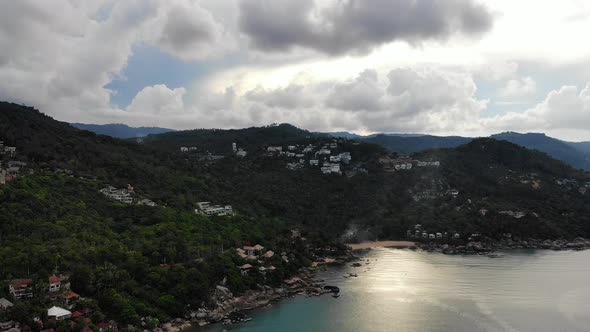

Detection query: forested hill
(141, 123), (319, 154)
(1, 101), (590, 326)
(1, 101), (588, 239)
(363, 134), (472, 154)
(491, 132), (590, 171)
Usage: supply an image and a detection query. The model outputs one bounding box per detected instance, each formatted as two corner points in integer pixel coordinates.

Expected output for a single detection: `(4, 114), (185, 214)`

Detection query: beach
(348, 240), (415, 250)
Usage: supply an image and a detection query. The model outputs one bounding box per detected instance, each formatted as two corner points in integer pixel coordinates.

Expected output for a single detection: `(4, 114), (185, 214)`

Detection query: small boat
(324, 285), (340, 293)
(332, 293), (340, 298)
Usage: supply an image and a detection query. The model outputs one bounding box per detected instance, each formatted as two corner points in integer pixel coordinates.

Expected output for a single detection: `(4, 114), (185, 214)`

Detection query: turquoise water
(204, 248), (590, 332)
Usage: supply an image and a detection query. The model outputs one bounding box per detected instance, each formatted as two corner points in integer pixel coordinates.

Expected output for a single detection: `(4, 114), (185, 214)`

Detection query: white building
(267, 146), (283, 152)
(180, 147), (189, 152)
(232, 142), (237, 153)
(195, 202), (233, 216)
(317, 148), (331, 155)
(302, 146), (314, 153)
(309, 160), (319, 166)
(321, 163), (341, 175)
(329, 155), (341, 163)
(288, 146), (296, 151)
(47, 306), (72, 321)
(0, 298), (13, 311)
(417, 161), (440, 167)
(339, 152), (352, 164)
(100, 186), (133, 204)
(236, 149), (247, 158)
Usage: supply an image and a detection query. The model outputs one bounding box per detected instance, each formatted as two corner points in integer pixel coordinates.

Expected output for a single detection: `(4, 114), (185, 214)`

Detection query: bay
(204, 248), (590, 332)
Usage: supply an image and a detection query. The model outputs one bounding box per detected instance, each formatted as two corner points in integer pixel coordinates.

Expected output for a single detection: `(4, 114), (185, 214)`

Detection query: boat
(324, 285), (340, 293)
(332, 293), (340, 298)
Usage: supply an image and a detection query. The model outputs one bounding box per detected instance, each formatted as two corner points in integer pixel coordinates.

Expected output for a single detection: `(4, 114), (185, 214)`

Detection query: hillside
(364, 134), (472, 154)
(492, 132), (590, 171)
(1, 101), (590, 328)
(142, 123), (317, 154)
(71, 123), (175, 138)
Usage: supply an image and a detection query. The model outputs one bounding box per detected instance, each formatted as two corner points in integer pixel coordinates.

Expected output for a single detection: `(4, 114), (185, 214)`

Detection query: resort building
(195, 202), (234, 216)
(9, 279), (33, 299)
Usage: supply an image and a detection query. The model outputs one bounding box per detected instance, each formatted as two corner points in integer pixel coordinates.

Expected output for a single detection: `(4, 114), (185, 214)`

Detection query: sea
(203, 248), (590, 332)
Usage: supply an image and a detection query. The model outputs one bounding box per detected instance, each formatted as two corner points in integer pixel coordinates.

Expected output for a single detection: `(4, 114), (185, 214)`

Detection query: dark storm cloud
(238, 0), (494, 55)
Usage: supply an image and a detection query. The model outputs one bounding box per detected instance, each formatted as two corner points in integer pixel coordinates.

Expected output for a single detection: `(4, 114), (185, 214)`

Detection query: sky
(1, 1), (590, 140)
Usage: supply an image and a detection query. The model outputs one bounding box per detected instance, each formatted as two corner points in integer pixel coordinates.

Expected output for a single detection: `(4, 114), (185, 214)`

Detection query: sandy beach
(348, 241), (415, 250)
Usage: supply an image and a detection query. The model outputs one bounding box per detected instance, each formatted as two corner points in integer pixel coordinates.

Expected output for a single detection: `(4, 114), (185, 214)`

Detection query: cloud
(326, 70), (385, 111)
(0, 0), (154, 116)
(148, 0), (230, 61)
(127, 84), (186, 114)
(245, 84), (314, 109)
(238, 0), (494, 55)
(482, 83), (590, 133)
(498, 76), (537, 98)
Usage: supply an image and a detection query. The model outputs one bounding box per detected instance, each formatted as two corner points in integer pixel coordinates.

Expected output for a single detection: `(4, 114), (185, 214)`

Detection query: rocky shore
(417, 237), (590, 255)
(151, 255), (354, 331)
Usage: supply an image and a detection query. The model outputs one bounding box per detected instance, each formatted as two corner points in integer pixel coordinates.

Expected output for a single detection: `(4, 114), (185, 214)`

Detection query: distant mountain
(324, 131), (590, 171)
(492, 132), (590, 171)
(323, 131), (365, 139)
(71, 123), (175, 138)
(364, 134), (472, 155)
(567, 141), (590, 155)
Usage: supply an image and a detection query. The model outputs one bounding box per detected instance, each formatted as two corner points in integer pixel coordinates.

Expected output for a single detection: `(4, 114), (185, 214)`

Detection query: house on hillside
(339, 152), (351, 164)
(0, 298), (13, 311)
(48, 275), (61, 293)
(236, 149), (247, 158)
(62, 291), (80, 305)
(9, 279), (33, 299)
(317, 148), (331, 156)
(239, 264), (253, 276)
(99, 186), (134, 204)
(180, 147), (189, 152)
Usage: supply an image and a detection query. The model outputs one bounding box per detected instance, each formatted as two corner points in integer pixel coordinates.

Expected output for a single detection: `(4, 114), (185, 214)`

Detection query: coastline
(162, 255), (354, 331)
(348, 240), (415, 250)
(160, 238), (590, 331)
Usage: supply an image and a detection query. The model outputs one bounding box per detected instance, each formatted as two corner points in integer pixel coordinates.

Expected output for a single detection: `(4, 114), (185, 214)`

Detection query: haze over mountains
(75, 123), (590, 171)
(71, 123), (175, 138)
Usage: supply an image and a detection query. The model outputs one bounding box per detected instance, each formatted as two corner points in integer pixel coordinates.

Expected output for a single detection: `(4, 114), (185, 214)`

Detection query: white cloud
(127, 84), (186, 114)
(498, 76), (536, 98)
(325, 70), (385, 111)
(2, 0), (590, 141)
(482, 83), (590, 135)
(246, 84), (315, 109)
